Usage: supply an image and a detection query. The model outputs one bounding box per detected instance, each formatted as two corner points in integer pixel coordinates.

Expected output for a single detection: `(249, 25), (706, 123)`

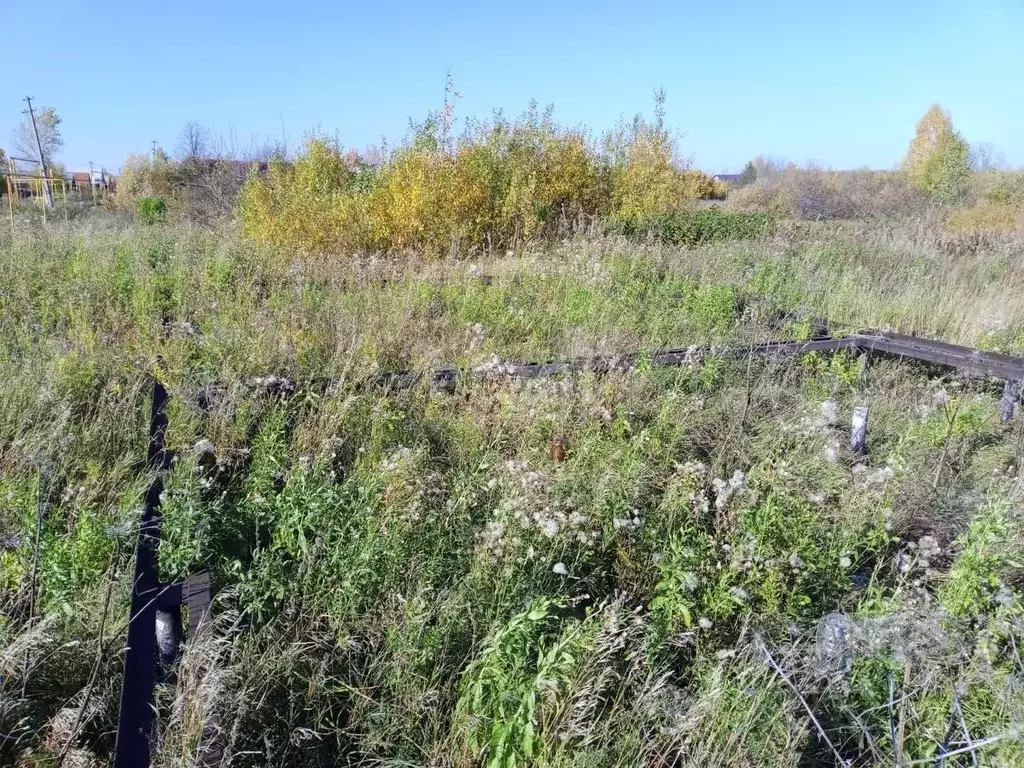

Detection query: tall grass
(1, 213), (1024, 765)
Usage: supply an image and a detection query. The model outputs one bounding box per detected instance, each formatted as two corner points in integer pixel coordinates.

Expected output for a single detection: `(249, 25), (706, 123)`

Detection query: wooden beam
(113, 381), (169, 768)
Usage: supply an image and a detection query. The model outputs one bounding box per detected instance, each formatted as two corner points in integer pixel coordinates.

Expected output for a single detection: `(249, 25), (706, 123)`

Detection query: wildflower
(712, 470), (747, 511)
(917, 535), (941, 559)
(552, 562), (568, 575)
(677, 461), (708, 478)
(995, 585), (1015, 607)
(789, 553), (805, 570)
(380, 446), (414, 472)
(478, 521), (505, 556)
(683, 346), (703, 368)
(824, 440), (840, 463)
(839, 555), (852, 569)
(474, 355), (516, 378)
(613, 516), (642, 532)
(698, 617), (713, 630)
(897, 550), (911, 573)
(192, 438), (215, 456)
(673, 572), (697, 593)
(729, 586), (749, 602)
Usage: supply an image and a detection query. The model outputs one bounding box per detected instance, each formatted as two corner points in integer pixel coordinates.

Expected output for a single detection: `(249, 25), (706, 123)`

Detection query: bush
(946, 171), (1024, 233)
(238, 99), (726, 257)
(116, 152), (174, 211)
(136, 196), (166, 224)
(617, 209), (775, 245)
(975, 170), (1024, 207)
(172, 157), (253, 223)
(727, 168), (926, 220)
(946, 201), (1023, 233)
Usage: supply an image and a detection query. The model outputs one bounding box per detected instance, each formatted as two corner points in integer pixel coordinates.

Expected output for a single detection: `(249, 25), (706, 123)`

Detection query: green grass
(1, 212), (1024, 766)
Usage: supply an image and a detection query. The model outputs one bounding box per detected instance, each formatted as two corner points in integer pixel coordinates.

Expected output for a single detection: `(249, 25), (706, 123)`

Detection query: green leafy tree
(14, 106), (63, 167)
(739, 161), (757, 186)
(902, 105), (971, 204)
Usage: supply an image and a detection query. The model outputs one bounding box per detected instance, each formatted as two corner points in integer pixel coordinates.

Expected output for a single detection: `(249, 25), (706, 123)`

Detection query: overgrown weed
(2, 215), (1024, 765)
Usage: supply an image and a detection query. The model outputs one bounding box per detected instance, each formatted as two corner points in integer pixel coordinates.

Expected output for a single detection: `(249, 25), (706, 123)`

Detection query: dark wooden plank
(184, 571), (212, 638)
(144, 582), (184, 610)
(113, 380), (168, 768)
(189, 329), (1024, 411)
(855, 332), (1024, 381)
(196, 331), (1024, 408)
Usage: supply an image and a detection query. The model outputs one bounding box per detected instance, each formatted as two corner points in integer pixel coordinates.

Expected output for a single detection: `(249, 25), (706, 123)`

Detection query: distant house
(64, 169), (114, 192)
(70, 172), (92, 190)
(713, 173), (744, 185)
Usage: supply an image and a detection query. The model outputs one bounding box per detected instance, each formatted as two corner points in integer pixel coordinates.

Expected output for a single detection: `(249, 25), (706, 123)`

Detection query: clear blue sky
(4, 0), (1022, 174)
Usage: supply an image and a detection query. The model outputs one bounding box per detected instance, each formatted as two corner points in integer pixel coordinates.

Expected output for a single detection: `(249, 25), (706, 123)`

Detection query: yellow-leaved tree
(902, 105), (971, 204)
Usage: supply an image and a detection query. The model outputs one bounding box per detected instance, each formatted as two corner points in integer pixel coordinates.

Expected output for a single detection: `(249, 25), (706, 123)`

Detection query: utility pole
(6, 159), (14, 241)
(89, 161), (96, 204)
(23, 96), (53, 208)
